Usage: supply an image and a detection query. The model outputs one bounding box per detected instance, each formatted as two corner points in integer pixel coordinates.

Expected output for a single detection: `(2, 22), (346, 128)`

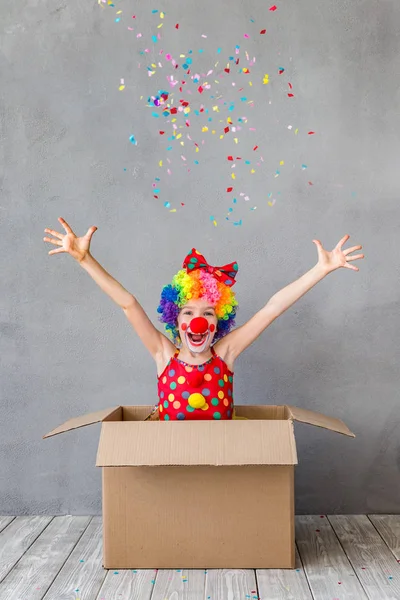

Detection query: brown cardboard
(96, 420), (298, 466)
(286, 405), (356, 437)
(43, 404), (355, 569)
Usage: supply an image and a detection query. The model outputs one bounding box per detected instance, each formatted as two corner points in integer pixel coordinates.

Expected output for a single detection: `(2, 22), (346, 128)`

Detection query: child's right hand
(43, 217), (97, 262)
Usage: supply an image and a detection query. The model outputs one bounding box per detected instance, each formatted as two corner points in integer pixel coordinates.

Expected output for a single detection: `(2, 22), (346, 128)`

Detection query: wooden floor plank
(256, 546), (313, 600)
(369, 515), (400, 560)
(0, 516), (53, 583)
(0, 516), (15, 534)
(328, 515), (400, 600)
(206, 569), (257, 600)
(1, 513), (399, 600)
(296, 515), (368, 599)
(151, 568), (206, 600)
(41, 517), (106, 600)
(0, 515), (91, 600)
(96, 567), (157, 600)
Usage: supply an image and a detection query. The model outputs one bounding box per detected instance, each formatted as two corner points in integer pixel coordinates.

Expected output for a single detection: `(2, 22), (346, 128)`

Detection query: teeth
(188, 332), (206, 344)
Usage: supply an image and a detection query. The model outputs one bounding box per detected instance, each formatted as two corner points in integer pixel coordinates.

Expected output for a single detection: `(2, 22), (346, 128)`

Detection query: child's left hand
(312, 234), (364, 275)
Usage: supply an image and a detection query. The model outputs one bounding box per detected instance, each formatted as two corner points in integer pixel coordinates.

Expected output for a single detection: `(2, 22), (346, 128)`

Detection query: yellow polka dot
(201, 403), (210, 411)
(159, 404), (163, 413)
(162, 376), (167, 384)
(223, 374), (228, 382)
(168, 393), (175, 401)
(185, 366), (193, 373)
(204, 373), (212, 381)
(177, 376), (186, 384)
(223, 398), (229, 407)
(173, 400), (181, 409)
(218, 390), (224, 399)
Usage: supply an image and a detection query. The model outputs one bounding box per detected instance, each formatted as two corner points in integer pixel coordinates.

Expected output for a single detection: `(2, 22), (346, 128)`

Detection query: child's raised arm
(215, 235), (364, 365)
(43, 217), (174, 360)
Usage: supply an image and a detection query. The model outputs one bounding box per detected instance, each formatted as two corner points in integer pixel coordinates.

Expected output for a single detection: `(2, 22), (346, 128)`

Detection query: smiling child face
(177, 297), (218, 353)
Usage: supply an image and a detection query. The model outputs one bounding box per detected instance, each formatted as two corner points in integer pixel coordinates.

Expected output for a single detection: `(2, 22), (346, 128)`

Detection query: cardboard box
(43, 404), (355, 569)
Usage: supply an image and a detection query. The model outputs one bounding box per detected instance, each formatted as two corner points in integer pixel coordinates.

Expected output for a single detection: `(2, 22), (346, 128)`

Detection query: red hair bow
(182, 248), (238, 287)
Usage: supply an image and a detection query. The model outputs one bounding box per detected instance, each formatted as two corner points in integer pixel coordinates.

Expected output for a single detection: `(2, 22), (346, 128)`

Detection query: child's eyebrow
(183, 305), (215, 310)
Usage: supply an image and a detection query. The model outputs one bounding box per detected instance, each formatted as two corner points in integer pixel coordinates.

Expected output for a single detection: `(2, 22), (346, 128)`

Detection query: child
(43, 217), (364, 421)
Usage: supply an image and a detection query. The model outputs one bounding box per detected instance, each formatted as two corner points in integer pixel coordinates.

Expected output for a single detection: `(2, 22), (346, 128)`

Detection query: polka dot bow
(183, 248), (238, 287)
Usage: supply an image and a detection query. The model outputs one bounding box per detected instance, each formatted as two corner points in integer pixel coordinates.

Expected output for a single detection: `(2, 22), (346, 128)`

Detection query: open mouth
(186, 331), (209, 347)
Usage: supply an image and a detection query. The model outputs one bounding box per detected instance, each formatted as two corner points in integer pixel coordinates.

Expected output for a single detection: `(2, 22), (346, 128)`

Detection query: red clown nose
(189, 317), (209, 334)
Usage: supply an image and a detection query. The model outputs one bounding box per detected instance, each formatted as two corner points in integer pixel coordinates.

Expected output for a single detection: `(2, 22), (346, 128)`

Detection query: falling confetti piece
(260, 29), (266, 34)
(129, 135), (137, 145)
(269, 5), (277, 11)
(308, 131), (315, 135)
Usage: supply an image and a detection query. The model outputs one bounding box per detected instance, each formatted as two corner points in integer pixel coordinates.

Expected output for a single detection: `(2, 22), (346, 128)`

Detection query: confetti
(100, 4), (317, 226)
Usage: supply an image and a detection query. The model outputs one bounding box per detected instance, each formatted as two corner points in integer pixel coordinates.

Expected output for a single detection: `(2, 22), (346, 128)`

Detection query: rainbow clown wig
(157, 248), (239, 345)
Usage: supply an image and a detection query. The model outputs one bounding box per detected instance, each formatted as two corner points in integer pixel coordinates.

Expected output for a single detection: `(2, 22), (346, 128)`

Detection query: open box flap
(42, 406), (122, 439)
(96, 420), (299, 467)
(286, 405), (355, 437)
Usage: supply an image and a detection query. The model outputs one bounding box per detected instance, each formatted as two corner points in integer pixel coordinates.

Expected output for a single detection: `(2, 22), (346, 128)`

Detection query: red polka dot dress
(157, 347), (234, 420)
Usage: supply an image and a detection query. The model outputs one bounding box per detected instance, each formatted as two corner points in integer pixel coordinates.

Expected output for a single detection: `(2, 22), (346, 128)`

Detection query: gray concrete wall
(1, 0), (399, 515)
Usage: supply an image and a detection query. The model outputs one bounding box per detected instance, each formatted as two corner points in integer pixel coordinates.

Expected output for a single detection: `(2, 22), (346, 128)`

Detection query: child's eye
(205, 311), (214, 316)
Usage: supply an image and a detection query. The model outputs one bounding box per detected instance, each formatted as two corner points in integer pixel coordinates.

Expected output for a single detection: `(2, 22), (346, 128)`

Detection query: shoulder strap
(210, 346), (216, 356)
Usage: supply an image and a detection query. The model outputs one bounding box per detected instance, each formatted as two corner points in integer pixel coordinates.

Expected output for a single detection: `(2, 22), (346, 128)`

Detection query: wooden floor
(0, 515), (399, 599)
